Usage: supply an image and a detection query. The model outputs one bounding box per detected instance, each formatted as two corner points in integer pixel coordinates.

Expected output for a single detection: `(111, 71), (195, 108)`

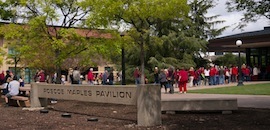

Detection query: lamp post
(120, 32), (126, 85)
(236, 40), (244, 86)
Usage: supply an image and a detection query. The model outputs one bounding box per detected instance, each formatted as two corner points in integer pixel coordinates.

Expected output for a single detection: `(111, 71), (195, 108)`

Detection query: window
(8, 48), (15, 55)
(250, 48), (258, 55)
(105, 67), (113, 72)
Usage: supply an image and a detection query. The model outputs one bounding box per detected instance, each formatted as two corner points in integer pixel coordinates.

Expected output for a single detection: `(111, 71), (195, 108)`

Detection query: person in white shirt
(5, 77), (20, 106)
(253, 65), (260, 81)
(204, 68), (210, 86)
(72, 67), (81, 84)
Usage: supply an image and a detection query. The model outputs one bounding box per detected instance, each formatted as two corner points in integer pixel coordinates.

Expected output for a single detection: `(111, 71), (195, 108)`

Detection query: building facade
(208, 26), (270, 80)
(0, 23), (116, 84)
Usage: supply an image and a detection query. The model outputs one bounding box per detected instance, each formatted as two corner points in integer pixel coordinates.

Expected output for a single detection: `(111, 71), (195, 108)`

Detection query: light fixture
(236, 39), (244, 86)
(236, 40), (242, 46)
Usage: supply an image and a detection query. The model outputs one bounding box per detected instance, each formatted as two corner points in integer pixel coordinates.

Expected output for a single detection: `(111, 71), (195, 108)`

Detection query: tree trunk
(14, 57), (17, 78)
(55, 49), (62, 84)
(140, 37), (145, 85)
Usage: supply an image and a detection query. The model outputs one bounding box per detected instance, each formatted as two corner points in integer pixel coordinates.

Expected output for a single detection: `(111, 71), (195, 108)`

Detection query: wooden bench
(0, 87), (31, 107)
(1, 95), (30, 107)
(19, 87), (31, 96)
(0, 86), (31, 107)
(10, 96), (30, 107)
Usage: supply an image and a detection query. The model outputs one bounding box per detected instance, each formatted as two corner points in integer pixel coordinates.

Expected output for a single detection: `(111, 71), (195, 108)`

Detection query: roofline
(208, 26), (270, 52)
(210, 26), (270, 41)
(0, 21), (113, 38)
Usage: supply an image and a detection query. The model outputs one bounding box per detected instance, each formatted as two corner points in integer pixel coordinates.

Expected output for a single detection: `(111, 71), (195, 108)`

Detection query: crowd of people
(31, 67), (116, 85)
(0, 70), (25, 107)
(134, 63), (269, 94)
(68, 67), (115, 85)
(0, 63), (268, 106)
(134, 66), (189, 94)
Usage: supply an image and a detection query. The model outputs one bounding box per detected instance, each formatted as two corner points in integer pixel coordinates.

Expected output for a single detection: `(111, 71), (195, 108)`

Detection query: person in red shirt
(134, 67), (141, 85)
(38, 70), (46, 82)
(231, 65), (238, 83)
(267, 65), (270, 73)
(0, 71), (5, 85)
(87, 68), (94, 85)
(246, 67), (251, 81)
(178, 67), (188, 94)
(242, 65), (251, 81)
(209, 65), (217, 85)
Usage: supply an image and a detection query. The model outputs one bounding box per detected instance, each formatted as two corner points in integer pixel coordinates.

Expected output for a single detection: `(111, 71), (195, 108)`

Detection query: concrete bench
(161, 98), (238, 114)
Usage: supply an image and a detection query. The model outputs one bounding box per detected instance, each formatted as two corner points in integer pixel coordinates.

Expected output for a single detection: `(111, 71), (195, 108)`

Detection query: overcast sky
(207, 0), (269, 37)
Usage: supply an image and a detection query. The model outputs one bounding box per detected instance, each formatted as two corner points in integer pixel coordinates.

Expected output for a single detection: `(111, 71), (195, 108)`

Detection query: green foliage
(189, 0), (228, 39)
(147, 54), (195, 70)
(189, 83), (270, 95)
(0, 47), (6, 65)
(139, 0), (227, 73)
(124, 64), (152, 84)
(0, 1), (14, 20)
(0, 24), (27, 67)
(226, 0), (270, 29)
(85, 0), (227, 84)
(84, 0), (190, 84)
(213, 53), (246, 67)
(85, 0), (189, 29)
(0, 0), (228, 85)
(0, 0), (120, 76)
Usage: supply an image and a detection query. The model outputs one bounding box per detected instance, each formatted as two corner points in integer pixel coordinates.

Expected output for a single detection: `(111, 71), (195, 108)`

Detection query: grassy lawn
(188, 83), (270, 95)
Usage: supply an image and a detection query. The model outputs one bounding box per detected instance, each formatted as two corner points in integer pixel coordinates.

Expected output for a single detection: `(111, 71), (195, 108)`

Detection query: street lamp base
(237, 80), (244, 86)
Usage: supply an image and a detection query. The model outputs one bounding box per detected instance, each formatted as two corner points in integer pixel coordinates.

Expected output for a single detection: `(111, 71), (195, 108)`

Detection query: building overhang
(208, 27), (270, 52)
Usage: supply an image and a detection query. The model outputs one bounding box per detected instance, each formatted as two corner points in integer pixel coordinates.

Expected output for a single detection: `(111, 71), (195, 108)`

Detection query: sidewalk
(179, 81), (270, 91)
(161, 81), (270, 109)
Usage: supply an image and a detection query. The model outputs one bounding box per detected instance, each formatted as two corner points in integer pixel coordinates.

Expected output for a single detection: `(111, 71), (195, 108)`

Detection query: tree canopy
(0, 0), (121, 82)
(0, 0), (228, 84)
(226, 0), (270, 29)
(84, 0), (190, 84)
(213, 53), (245, 67)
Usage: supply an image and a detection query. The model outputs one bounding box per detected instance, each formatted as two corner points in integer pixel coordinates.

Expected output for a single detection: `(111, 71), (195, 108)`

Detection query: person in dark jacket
(159, 69), (168, 93)
(2, 70), (12, 95)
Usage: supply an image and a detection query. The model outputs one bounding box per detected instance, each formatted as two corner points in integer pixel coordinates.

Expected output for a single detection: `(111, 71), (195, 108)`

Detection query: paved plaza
(161, 81), (270, 109)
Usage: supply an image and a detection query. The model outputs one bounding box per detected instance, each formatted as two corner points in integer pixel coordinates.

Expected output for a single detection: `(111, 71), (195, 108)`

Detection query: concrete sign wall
(35, 83), (137, 105)
(31, 83), (161, 127)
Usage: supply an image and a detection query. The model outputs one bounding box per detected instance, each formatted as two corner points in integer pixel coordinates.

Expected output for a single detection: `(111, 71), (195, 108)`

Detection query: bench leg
(8, 99), (30, 107)
(17, 100), (30, 107)
(17, 100), (21, 107)
(8, 99), (19, 107)
(24, 100), (30, 107)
